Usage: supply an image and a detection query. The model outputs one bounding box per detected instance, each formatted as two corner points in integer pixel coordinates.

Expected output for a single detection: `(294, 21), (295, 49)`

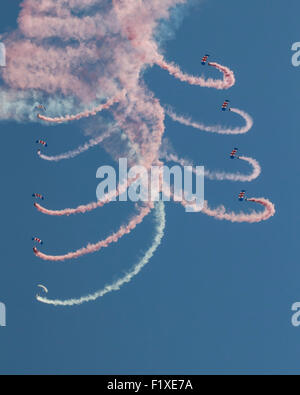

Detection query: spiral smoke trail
(0, 0), (275, 306)
(166, 108), (253, 135)
(36, 201), (165, 306)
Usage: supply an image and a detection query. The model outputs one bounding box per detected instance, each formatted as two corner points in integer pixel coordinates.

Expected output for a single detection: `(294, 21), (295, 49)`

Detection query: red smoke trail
(6, 0), (274, 303)
(156, 60), (235, 90)
(34, 176), (138, 216)
(34, 204), (153, 261)
(200, 198), (275, 223)
(36, 201), (166, 306)
(164, 181), (275, 222)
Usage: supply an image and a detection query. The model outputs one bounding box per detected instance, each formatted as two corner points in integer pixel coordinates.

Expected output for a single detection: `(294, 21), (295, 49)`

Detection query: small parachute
(35, 104), (46, 112)
(230, 147), (239, 159)
(238, 190), (247, 201)
(37, 284), (48, 294)
(221, 100), (230, 112)
(32, 237), (43, 245)
(36, 140), (48, 147)
(201, 54), (210, 65)
(32, 193), (44, 200)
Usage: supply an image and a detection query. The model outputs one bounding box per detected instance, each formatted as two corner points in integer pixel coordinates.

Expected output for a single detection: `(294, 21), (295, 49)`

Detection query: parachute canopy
(32, 237), (43, 245)
(37, 284), (48, 294)
(36, 140), (48, 147)
(32, 193), (44, 200)
(221, 100), (230, 111)
(201, 54), (210, 65)
(238, 190), (247, 201)
(35, 104), (46, 111)
(230, 148), (239, 159)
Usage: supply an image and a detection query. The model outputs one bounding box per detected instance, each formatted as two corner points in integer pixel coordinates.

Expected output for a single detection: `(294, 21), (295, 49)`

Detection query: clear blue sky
(0, 0), (299, 374)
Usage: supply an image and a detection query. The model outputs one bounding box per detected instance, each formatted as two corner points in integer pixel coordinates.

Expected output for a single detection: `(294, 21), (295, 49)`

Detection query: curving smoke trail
(167, 107), (253, 135)
(34, 204), (153, 261)
(34, 175), (139, 216)
(36, 201), (165, 306)
(34, 199), (116, 217)
(200, 198), (275, 223)
(164, 153), (261, 182)
(0, 0), (276, 305)
(203, 156), (261, 182)
(233, 156), (262, 182)
(156, 60), (235, 90)
(37, 131), (112, 162)
(37, 94), (124, 124)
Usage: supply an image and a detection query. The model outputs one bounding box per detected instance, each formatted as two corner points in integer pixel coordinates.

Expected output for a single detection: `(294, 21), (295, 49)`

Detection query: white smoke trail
(167, 107), (253, 135)
(164, 153), (261, 182)
(37, 130), (112, 162)
(0, 90), (79, 122)
(36, 201), (166, 306)
(37, 93), (125, 124)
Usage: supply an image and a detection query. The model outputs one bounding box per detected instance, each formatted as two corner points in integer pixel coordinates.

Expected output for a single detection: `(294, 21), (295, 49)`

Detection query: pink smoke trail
(34, 175), (139, 216)
(167, 107), (253, 135)
(156, 60), (235, 90)
(200, 198), (275, 223)
(165, 184), (275, 222)
(37, 93), (125, 124)
(34, 204), (153, 262)
(36, 201), (166, 306)
(37, 131), (112, 162)
(164, 153), (261, 182)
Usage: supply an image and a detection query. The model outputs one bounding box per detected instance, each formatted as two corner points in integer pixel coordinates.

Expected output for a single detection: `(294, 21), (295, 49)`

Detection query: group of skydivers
(31, 55), (248, 248)
(202, 54), (248, 203)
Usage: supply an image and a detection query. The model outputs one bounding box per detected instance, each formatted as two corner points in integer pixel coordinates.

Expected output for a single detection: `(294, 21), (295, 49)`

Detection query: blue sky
(0, 0), (299, 374)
